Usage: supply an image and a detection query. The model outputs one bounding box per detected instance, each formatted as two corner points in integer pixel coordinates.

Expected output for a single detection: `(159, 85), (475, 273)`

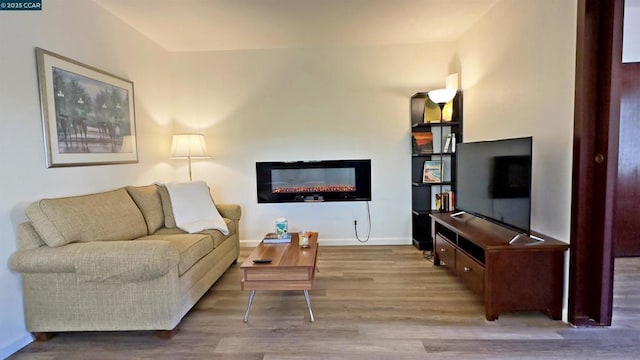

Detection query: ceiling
(92, 0), (499, 52)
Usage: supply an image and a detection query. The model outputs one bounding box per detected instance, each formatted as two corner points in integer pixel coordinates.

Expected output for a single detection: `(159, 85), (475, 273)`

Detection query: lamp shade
(427, 88), (457, 105)
(170, 134), (210, 159)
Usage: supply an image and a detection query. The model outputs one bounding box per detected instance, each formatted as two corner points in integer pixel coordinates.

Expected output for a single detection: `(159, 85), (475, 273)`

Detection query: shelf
(412, 152), (455, 157)
(412, 209), (443, 216)
(412, 181), (453, 187)
(412, 121), (461, 128)
(411, 91), (462, 252)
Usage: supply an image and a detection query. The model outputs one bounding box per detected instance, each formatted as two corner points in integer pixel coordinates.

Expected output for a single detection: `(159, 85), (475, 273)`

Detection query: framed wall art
(35, 47), (137, 167)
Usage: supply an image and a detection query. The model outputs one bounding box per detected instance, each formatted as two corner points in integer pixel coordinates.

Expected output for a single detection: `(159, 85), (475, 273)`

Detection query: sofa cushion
(164, 181), (229, 234)
(74, 240), (180, 282)
(152, 217), (234, 249)
(25, 188), (148, 247)
(126, 185), (165, 234)
(136, 233), (213, 275)
(157, 184), (177, 228)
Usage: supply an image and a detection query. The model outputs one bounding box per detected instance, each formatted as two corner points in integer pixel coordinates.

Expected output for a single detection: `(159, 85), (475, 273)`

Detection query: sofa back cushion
(126, 185), (165, 234)
(26, 188), (148, 247)
(157, 184), (177, 228)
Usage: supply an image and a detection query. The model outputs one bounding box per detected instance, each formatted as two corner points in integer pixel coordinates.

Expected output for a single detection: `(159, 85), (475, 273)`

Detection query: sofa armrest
(11, 243), (82, 273)
(17, 222), (46, 250)
(215, 203), (241, 221)
(11, 240), (180, 283)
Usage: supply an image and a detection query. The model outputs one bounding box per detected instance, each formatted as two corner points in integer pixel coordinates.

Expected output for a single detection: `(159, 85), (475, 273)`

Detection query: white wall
(456, 0), (578, 241)
(168, 44), (457, 244)
(623, 0), (640, 63)
(0, 1), (174, 357)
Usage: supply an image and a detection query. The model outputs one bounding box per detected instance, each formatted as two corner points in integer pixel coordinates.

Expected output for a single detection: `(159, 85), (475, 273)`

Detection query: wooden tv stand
(430, 212), (569, 321)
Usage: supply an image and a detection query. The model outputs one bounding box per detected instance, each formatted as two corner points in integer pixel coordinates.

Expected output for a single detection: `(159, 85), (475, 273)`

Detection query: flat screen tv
(456, 137), (532, 234)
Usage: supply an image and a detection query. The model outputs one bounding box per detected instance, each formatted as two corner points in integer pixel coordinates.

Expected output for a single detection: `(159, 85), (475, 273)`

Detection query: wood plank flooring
(9, 246), (640, 359)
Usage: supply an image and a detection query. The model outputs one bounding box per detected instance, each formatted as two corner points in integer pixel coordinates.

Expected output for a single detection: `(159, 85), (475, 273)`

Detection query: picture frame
(423, 160), (443, 183)
(35, 47), (137, 167)
(412, 131), (433, 155)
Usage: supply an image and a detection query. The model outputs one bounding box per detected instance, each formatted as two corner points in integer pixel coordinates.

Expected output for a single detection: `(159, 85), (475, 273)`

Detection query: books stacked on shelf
(412, 131), (433, 155)
(422, 160), (442, 183)
(443, 133), (457, 153)
(263, 232), (292, 244)
(434, 191), (456, 212)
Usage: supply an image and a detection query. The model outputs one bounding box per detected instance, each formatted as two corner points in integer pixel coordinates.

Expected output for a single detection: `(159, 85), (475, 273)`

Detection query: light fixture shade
(427, 88), (457, 105)
(170, 134), (210, 159)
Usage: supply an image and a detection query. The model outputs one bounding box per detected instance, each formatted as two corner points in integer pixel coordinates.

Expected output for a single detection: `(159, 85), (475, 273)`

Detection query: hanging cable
(354, 201), (371, 242)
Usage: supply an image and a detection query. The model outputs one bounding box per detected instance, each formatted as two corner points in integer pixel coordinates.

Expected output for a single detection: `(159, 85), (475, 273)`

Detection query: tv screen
(456, 137), (532, 234)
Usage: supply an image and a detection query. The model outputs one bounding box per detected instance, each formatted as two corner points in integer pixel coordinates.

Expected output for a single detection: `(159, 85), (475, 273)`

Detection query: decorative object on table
(423, 160), (443, 183)
(169, 133), (210, 181)
(299, 232), (310, 248)
(263, 232), (292, 244)
(412, 131), (433, 154)
(275, 217), (288, 238)
(35, 47), (138, 167)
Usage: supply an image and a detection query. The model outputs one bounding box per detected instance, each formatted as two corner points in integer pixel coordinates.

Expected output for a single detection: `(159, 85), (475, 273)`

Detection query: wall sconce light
(169, 133), (210, 181)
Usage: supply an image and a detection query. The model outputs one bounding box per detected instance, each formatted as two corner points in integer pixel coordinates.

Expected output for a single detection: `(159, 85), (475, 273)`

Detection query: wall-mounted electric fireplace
(256, 159), (371, 203)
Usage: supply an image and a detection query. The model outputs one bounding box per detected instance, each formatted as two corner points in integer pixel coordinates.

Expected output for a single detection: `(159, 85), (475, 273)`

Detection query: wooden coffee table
(241, 232), (318, 323)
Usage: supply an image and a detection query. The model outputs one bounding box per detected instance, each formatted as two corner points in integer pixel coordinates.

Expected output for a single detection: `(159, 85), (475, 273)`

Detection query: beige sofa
(10, 184), (240, 339)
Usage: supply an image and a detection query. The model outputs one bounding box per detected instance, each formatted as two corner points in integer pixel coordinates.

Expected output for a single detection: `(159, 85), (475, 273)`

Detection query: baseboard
(240, 237), (411, 247)
(0, 332), (33, 359)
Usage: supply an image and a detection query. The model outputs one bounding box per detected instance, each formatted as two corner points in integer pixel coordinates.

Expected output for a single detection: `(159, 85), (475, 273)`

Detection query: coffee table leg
(243, 290), (256, 323)
(303, 290), (315, 323)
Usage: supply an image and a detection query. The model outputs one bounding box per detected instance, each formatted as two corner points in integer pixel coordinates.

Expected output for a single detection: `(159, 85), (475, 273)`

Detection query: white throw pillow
(164, 181), (229, 235)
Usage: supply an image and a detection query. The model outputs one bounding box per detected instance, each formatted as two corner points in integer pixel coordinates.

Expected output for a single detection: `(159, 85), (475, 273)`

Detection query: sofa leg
(33, 332), (57, 341)
(155, 328), (178, 339)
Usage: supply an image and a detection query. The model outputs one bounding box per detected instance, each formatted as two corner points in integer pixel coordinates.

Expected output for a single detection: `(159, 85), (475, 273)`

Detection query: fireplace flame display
(256, 160), (371, 203)
(273, 185), (356, 194)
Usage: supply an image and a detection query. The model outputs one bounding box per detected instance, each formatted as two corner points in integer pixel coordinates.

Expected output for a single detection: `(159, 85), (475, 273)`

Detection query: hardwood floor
(9, 246), (640, 359)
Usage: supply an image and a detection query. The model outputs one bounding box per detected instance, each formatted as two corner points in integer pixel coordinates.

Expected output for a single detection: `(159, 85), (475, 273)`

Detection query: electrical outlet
(352, 216), (359, 225)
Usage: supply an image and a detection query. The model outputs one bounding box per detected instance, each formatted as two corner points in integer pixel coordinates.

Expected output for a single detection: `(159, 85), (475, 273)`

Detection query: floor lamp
(427, 88), (456, 212)
(427, 88), (457, 122)
(169, 133), (210, 181)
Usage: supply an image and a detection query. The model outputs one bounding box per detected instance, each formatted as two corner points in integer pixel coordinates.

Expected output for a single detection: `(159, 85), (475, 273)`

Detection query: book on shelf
(451, 133), (457, 153)
(423, 160), (442, 183)
(433, 191), (455, 212)
(263, 232), (292, 244)
(412, 131), (433, 155)
(443, 134), (452, 153)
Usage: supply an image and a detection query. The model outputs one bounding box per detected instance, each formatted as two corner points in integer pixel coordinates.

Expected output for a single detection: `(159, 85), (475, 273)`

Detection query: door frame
(569, 0), (623, 326)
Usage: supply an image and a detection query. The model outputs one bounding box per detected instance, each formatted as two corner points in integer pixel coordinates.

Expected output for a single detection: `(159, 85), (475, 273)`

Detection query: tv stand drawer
(455, 250), (484, 297)
(434, 235), (456, 269)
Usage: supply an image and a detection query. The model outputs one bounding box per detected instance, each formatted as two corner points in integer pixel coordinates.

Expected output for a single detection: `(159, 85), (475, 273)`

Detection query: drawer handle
(440, 248), (447, 253)
(463, 266), (471, 272)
